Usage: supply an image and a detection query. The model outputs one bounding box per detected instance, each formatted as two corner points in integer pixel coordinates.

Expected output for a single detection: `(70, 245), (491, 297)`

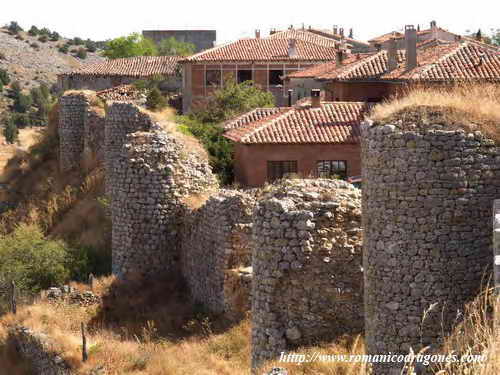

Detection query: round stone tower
(361, 121), (499, 374)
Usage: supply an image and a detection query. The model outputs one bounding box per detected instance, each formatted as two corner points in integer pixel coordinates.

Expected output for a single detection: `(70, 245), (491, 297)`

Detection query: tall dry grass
(371, 84), (500, 142)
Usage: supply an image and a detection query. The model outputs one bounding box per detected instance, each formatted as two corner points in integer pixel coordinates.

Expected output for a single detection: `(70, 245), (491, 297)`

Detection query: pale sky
(1, 0), (499, 44)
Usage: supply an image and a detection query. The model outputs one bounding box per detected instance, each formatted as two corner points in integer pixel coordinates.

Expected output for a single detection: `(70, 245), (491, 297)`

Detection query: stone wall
(251, 179), (364, 368)
(181, 190), (256, 318)
(361, 121), (498, 374)
(58, 92), (90, 172)
(9, 326), (73, 375)
(83, 106), (105, 170)
(112, 129), (218, 278)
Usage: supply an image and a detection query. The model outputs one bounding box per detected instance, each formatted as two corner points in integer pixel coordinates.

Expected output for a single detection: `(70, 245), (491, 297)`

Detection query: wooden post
(11, 281), (16, 315)
(81, 322), (88, 362)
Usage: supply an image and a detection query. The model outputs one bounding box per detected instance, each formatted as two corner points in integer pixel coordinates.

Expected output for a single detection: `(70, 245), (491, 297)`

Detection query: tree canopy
(158, 37), (196, 56)
(103, 33), (158, 59)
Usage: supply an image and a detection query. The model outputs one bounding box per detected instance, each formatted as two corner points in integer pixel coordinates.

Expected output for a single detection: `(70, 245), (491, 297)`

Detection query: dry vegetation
(371, 84), (500, 142)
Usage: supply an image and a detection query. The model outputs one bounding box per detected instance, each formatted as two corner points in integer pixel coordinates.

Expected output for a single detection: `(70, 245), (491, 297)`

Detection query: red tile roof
(368, 31), (404, 44)
(267, 29), (340, 48)
(223, 107), (288, 130)
(223, 102), (370, 144)
(287, 40), (500, 83)
(306, 28), (371, 48)
(382, 41), (500, 81)
(183, 38), (338, 62)
(64, 56), (182, 77)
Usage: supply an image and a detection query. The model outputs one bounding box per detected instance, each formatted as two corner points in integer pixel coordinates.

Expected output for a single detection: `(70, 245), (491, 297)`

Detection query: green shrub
(7, 21), (23, 34)
(85, 39), (97, 52)
(68, 245), (112, 282)
(103, 33), (157, 59)
(38, 35), (48, 43)
(0, 69), (9, 85)
(39, 27), (51, 36)
(28, 25), (39, 36)
(0, 81), (3, 92)
(13, 93), (33, 113)
(0, 225), (71, 293)
(145, 88), (167, 111)
(50, 32), (60, 41)
(73, 37), (84, 45)
(76, 47), (87, 59)
(193, 79), (275, 123)
(58, 44), (69, 54)
(2, 117), (19, 144)
(12, 113), (30, 128)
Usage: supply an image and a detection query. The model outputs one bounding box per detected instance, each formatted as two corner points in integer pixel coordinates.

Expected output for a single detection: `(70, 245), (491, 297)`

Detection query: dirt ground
(0, 127), (41, 182)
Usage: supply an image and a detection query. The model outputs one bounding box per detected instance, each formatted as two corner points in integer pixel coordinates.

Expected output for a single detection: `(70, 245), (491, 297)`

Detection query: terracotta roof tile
(183, 38), (338, 62)
(64, 56), (182, 77)
(368, 31), (404, 44)
(267, 29), (340, 48)
(224, 102), (370, 144)
(223, 107), (288, 130)
(306, 28), (371, 47)
(287, 54), (372, 79)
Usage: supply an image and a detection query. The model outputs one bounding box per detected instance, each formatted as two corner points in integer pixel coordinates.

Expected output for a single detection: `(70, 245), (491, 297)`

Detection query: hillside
(0, 28), (105, 89)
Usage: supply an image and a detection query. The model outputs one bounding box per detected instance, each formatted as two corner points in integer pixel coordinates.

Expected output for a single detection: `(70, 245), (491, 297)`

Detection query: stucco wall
(233, 143), (361, 187)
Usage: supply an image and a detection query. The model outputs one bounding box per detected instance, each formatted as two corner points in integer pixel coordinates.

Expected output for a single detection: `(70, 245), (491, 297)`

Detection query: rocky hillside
(0, 28), (105, 89)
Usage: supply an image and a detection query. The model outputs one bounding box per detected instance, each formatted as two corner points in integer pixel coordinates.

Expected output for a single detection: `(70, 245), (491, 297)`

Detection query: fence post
(493, 200), (500, 335)
(10, 281), (16, 315)
(81, 322), (88, 362)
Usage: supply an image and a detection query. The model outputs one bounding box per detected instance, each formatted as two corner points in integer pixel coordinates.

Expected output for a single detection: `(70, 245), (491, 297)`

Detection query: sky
(1, 0), (499, 44)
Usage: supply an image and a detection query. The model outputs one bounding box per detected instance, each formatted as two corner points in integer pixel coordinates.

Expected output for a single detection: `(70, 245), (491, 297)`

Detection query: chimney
(336, 49), (344, 66)
(430, 20), (437, 30)
(270, 28), (277, 35)
(288, 39), (297, 58)
(288, 89), (293, 107)
(387, 37), (398, 71)
(405, 25), (417, 70)
(349, 28), (353, 39)
(430, 20), (438, 39)
(311, 89), (321, 108)
(333, 25), (338, 35)
(255, 29), (261, 39)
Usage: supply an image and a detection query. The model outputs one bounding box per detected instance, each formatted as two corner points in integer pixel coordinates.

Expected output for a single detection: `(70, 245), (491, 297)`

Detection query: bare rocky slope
(0, 28), (105, 89)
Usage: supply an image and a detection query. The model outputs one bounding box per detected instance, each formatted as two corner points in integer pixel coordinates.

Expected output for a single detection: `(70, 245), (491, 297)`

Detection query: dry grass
(371, 84), (500, 142)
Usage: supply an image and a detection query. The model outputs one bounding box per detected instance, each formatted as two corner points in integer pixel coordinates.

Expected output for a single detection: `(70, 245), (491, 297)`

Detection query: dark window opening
(206, 70), (221, 86)
(267, 160), (298, 181)
(237, 69), (252, 83)
(317, 160), (347, 179)
(269, 70), (284, 85)
(367, 97), (382, 103)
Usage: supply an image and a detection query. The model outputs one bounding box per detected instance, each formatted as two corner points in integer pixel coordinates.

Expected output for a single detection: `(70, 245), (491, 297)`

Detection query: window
(269, 70), (283, 85)
(206, 70), (221, 86)
(267, 161), (298, 181)
(237, 69), (252, 83)
(317, 160), (347, 179)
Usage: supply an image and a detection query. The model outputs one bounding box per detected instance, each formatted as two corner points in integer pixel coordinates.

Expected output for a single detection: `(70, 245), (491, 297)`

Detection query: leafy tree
(194, 78), (275, 123)
(0, 69), (10, 85)
(14, 93), (33, 113)
(3, 116), (19, 143)
(50, 31), (60, 41)
(145, 88), (167, 111)
(73, 37), (84, 45)
(7, 21), (23, 34)
(85, 39), (97, 52)
(158, 37), (196, 56)
(103, 33), (158, 59)
(39, 27), (51, 36)
(76, 47), (87, 59)
(28, 25), (39, 36)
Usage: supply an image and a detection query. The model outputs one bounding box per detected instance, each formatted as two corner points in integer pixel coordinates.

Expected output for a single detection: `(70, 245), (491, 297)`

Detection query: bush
(73, 37), (84, 45)
(13, 93), (33, 113)
(11, 113), (30, 128)
(0, 225), (71, 293)
(38, 35), (48, 43)
(103, 33), (157, 59)
(50, 32), (60, 41)
(2, 117), (19, 144)
(28, 25), (39, 36)
(145, 88), (167, 111)
(85, 39), (97, 52)
(0, 69), (9, 85)
(39, 27), (50, 36)
(58, 44), (69, 54)
(7, 21), (23, 34)
(0, 81), (2, 92)
(9, 81), (21, 97)
(76, 47), (87, 59)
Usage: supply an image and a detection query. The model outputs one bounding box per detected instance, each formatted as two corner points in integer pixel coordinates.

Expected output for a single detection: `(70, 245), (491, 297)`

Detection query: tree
(73, 37), (84, 45)
(85, 39), (97, 52)
(194, 78), (275, 123)
(103, 33), (158, 59)
(14, 93), (33, 113)
(50, 31), (60, 41)
(28, 25), (39, 36)
(3, 117), (19, 144)
(39, 27), (51, 36)
(145, 88), (167, 111)
(7, 21), (23, 34)
(158, 37), (196, 56)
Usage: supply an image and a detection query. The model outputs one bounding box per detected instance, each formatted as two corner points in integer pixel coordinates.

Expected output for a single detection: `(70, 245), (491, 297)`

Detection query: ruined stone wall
(58, 92), (90, 172)
(181, 190), (256, 318)
(9, 326), (73, 375)
(361, 122), (498, 375)
(251, 179), (364, 368)
(83, 106), (105, 170)
(112, 129), (218, 278)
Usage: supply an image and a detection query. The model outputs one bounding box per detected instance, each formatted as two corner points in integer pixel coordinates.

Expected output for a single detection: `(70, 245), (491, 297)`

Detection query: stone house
(58, 56), (183, 92)
(179, 28), (344, 112)
(223, 96), (370, 187)
(287, 25), (500, 103)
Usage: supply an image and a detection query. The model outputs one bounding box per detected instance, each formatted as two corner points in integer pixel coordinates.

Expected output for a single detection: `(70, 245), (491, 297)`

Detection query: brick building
(58, 56), (183, 92)
(287, 26), (500, 103)
(223, 98), (370, 187)
(180, 29), (344, 112)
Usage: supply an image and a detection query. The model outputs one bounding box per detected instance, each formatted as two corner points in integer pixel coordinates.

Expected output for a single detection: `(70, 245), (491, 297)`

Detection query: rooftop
(62, 56), (183, 77)
(223, 102), (370, 145)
